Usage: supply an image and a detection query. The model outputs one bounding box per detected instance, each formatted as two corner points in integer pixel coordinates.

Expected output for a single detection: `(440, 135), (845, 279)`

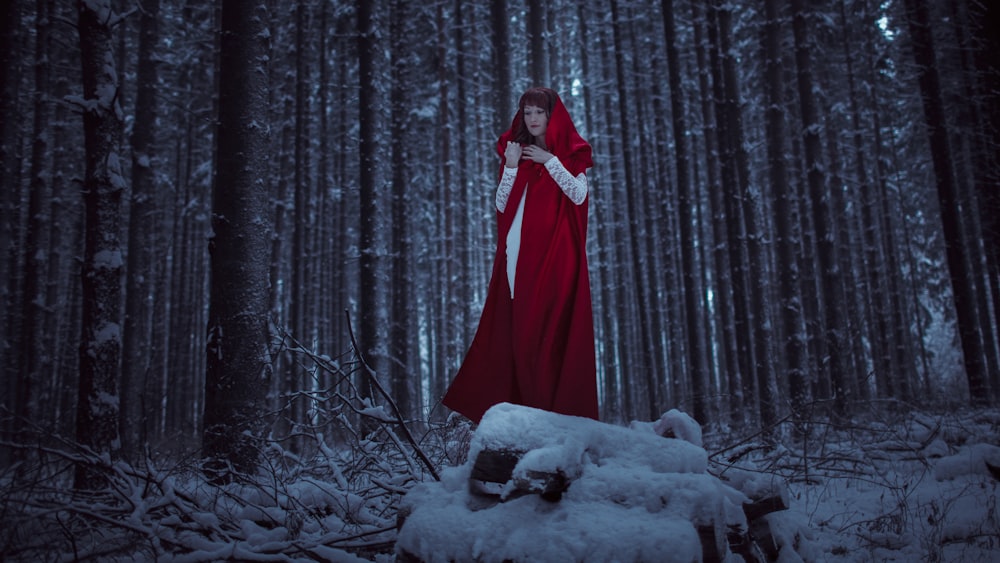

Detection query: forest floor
(1, 403), (998, 561)
(701, 404), (1000, 562)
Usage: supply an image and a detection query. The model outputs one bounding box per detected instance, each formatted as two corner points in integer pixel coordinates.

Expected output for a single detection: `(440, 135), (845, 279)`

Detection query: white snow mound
(397, 403), (748, 562)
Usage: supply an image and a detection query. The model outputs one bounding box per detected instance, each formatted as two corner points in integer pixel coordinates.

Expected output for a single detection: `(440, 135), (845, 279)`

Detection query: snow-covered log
(397, 403), (785, 562)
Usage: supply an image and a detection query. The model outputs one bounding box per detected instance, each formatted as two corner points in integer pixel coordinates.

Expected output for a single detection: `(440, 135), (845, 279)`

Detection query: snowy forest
(2, 0), (999, 561)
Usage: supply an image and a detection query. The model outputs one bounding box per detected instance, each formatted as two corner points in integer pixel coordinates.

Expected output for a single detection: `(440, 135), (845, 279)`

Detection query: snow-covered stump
(397, 403), (774, 562)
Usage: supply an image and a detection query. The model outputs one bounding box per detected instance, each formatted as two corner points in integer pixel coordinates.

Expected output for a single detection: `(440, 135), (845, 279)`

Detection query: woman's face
(523, 105), (549, 140)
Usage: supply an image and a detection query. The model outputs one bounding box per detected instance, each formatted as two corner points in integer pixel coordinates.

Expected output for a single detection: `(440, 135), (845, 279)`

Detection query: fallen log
(397, 404), (804, 562)
(469, 448), (572, 502)
(743, 489), (789, 522)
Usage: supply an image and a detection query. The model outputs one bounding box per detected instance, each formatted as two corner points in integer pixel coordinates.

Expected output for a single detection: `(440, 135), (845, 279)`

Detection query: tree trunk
(871, 103), (919, 403)
(288, 0), (312, 453)
(947, 0), (1000, 400)
(795, 0), (848, 413)
(491, 0), (510, 134)
(357, 0), (380, 418)
(965, 0), (1000, 400)
(265, 3), (291, 442)
(203, 0), (273, 482)
(435, 3), (455, 398)
(454, 0), (470, 378)
(526, 0), (546, 86)
(75, 0), (125, 489)
(595, 20), (631, 419)
(168, 29), (213, 441)
(334, 10), (351, 373)
(662, 0), (708, 423)
(121, 0), (160, 459)
(820, 83), (864, 405)
(632, 9), (673, 414)
(769, 0), (809, 415)
(1, 0), (23, 458)
(902, 0), (989, 404)
(611, 0), (658, 419)
(1, 3), (23, 420)
(390, 0), (413, 418)
(839, 0), (906, 401)
(692, 1), (739, 424)
(643, 27), (679, 411)
(47, 10), (75, 435)
(574, 4), (618, 420)
(720, 1), (776, 428)
(18, 0), (52, 444)
(316, 0), (331, 366)
(708, 1), (756, 425)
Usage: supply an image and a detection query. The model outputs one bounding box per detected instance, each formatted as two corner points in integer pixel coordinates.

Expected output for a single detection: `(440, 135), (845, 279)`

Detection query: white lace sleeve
(545, 157), (589, 205)
(495, 166), (518, 212)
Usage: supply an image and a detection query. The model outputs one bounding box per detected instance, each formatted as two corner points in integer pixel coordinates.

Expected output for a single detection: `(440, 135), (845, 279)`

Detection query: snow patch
(92, 249), (123, 270)
(934, 443), (1000, 481)
(358, 405), (394, 423)
(630, 408), (704, 447)
(398, 403), (740, 562)
(472, 403), (708, 474)
(94, 321), (121, 345)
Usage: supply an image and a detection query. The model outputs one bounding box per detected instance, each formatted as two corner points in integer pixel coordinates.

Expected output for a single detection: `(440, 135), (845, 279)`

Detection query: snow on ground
(2, 404), (997, 561)
(705, 408), (1000, 562)
(398, 404), (1000, 562)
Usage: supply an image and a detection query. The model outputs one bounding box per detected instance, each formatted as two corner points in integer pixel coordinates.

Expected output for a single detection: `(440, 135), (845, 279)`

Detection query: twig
(344, 310), (441, 482)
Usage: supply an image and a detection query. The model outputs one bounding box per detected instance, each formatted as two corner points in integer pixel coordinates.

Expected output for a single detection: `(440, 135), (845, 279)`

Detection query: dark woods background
(1, 0), (999, 475)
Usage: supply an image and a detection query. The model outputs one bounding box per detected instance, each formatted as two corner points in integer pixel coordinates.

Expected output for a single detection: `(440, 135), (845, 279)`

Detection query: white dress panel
(495, 159), (589, 298)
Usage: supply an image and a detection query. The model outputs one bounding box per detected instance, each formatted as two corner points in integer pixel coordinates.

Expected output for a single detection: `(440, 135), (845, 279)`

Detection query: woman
(443, 87), (598, 423)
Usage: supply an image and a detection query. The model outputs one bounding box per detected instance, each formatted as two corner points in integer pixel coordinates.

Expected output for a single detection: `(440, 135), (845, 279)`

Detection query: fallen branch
(344, 309), (441, 482)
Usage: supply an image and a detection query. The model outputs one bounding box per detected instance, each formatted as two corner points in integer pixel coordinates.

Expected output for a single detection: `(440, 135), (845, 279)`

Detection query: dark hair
(512, 87), (557, 146)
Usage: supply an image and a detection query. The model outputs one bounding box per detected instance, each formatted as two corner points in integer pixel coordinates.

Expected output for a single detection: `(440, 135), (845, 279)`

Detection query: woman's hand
(504, 141), (522, 168)
(522, 144), (554, 164)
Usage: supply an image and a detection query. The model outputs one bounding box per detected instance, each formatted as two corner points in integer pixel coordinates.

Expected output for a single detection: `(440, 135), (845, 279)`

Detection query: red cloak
(442, 93), (598, 423)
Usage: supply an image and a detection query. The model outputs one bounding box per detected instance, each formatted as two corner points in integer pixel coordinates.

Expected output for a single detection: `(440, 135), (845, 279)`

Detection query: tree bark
(526, 0), (546, 86)
(18, 0), (53, 442)
(203, 0), (273, 482)
(902, 0), (989, 404)
(357, 0), (380, 419)
(316, 0), (330, 347)
(454, 0), (470, 377)
(163, 2), (214, 443)
(611, 0), (659, 419)
(708, 1), (756, 425)
(1, 0), (23, 455)
(75, 0), (125, 489)
(662, 0), (708, 423)
(795, 0), (848, 413)
(390, 0), (413, 418)
(692, 1), (739, 423)
(720, 1), (776, 428)
(288, 0), (312, 453)
(121, 0), (161, 459)
(491, 0), (510, 134)
(839, 0), (907, 401)
(771, 0), (809, 414)
(946, 0), (1000, 399)
(593, 19), (631, 419)
(819, 79), (863, 405)
(965, 0), (1000, 400)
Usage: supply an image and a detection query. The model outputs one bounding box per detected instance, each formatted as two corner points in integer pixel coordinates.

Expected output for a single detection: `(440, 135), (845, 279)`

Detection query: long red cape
(442, 94), (598, 423)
